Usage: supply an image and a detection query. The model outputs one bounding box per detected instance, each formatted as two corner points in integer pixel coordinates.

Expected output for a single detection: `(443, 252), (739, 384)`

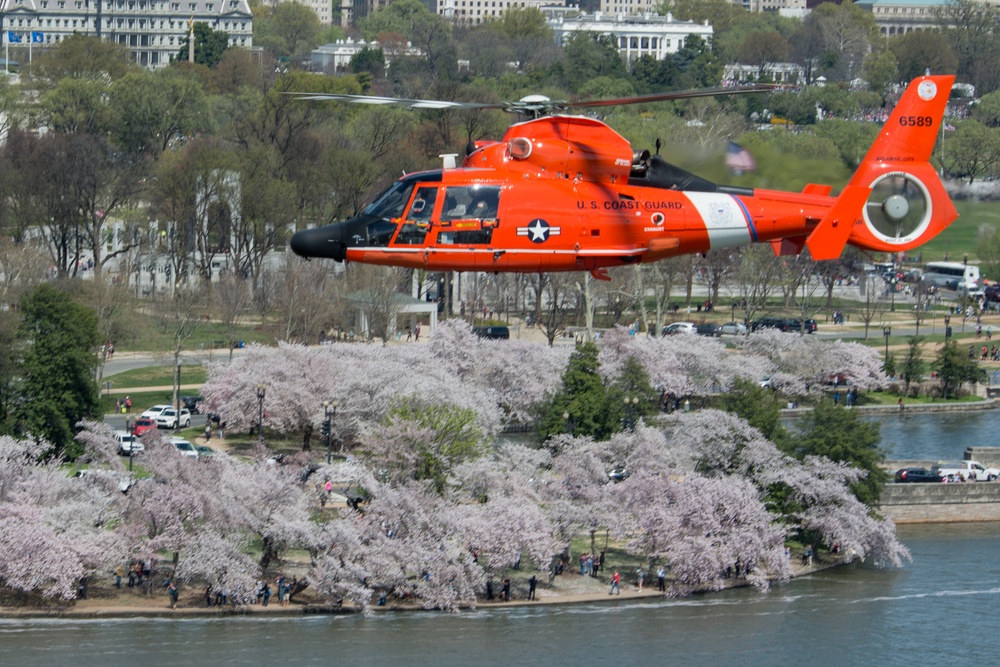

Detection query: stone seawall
(881, 482), (1000, 523)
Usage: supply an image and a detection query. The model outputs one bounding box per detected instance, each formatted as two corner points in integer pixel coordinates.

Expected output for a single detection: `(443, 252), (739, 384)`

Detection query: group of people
(578, 550), (605, 577)
(971, 343), (1000, 362)
(115, 396), (132, 414)
(113, 559), (152, 589)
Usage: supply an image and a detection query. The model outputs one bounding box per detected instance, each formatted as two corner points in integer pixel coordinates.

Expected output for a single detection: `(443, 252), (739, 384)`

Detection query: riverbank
(0, 557), (840, 620)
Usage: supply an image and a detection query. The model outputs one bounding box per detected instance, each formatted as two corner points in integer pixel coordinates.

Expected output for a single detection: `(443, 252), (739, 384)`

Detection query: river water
(0, 522), (997, 666)
(2, 412), (994, 665)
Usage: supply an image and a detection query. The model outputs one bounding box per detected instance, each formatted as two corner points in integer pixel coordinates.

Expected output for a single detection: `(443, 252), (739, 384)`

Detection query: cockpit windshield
(364, 181), (415, 220)
(363, 173), (443, 220)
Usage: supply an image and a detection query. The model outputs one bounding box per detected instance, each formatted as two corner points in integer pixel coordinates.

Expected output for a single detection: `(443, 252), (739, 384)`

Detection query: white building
(436, 0), (551, 25)
(310, 38), (421, 72)
(856, 0), (941, 36)
(547, 12), (713, 65)
(0, 0), (253, 68)
(724, 61), (804, 84)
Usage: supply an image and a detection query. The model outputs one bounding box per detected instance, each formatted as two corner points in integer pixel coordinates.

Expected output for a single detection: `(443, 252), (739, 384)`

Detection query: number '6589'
(899, 116), (933, 127)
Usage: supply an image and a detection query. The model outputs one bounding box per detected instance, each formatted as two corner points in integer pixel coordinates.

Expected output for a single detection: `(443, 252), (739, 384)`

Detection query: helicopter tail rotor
(806, 74), (958, 260)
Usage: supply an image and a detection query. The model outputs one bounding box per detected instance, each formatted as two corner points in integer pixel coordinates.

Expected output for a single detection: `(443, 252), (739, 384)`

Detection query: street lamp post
(323, 400), (337, 464)
(890, 277), (897, 312)
(883, 326), (892, 369)
(563, 411), (574, 436)
(962, 253), (969, 315)
(945, 314), (951, 340)
(256, 384), (266, 439)
(623, 396), (639, 430)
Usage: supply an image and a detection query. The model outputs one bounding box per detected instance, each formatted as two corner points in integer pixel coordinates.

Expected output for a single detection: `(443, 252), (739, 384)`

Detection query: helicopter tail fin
(805, 74), (958, 261)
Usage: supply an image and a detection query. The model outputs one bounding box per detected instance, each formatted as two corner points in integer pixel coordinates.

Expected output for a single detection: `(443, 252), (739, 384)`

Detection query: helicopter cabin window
(395, 186), (439, 244)
(436, 185), (500, 245)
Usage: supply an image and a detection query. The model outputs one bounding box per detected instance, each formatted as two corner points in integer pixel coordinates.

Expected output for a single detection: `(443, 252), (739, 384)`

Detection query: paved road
(102, 348), (247, 377)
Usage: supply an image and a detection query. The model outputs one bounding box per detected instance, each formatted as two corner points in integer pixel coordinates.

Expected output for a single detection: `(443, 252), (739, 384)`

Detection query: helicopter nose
(290, 223), (348, 261)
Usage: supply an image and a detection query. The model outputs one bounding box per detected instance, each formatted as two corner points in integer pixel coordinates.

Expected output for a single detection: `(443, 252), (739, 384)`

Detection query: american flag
(726, 141), (756, 174)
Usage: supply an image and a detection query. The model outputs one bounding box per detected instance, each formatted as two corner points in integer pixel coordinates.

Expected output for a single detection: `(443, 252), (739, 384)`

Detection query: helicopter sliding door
(433, 185), (502, 270)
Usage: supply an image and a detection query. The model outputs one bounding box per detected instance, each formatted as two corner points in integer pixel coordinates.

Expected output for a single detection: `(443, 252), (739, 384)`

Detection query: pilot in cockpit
(469, 191), (498, 218)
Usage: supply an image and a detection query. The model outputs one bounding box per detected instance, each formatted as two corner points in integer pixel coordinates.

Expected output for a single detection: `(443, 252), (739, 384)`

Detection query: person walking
(609, 570), (621, 595)
(500, 577), (510, 602)
(168, 580), (179, 609)
(636, 566), (645, 591)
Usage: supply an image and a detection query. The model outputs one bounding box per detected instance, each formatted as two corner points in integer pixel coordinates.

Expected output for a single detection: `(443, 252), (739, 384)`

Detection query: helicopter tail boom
(805, 74), (957, 261)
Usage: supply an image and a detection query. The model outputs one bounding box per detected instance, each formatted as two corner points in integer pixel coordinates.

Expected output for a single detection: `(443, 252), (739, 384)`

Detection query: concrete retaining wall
(881, 482), (1000, 523)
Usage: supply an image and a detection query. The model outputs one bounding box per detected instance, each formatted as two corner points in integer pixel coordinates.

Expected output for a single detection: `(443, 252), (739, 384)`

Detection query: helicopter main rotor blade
(291, 85), (775, 115)
(292, 93), (506, 110)
(569, 85), (776, 109)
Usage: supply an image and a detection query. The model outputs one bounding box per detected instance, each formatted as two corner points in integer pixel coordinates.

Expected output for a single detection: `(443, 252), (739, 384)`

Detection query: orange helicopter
(289, 75), (957, 280)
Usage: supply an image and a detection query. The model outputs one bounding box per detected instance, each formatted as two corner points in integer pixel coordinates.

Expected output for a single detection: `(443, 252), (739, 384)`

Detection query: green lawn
(103, 366), (208, 386)
(118, 320), (274, 355)
(919, 199), (1000, 262)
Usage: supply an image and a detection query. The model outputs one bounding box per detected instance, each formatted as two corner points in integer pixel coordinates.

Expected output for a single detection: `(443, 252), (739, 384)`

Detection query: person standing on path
(656, 565), (666, 593)
(528, 575), (537, 601)
(636, 566), (644, 591)
(609, 570), (621, 595)
(168, 580), (179, 609)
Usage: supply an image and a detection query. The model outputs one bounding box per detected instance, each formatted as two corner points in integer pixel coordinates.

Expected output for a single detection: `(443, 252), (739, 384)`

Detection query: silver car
(721, 321), (747, 336)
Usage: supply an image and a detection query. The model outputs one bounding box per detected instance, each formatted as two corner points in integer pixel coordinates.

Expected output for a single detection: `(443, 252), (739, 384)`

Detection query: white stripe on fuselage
(684, 192), (751, 249)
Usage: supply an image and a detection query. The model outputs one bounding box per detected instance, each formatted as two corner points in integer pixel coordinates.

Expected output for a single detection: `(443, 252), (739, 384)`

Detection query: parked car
(607, 466), (630, 483)
(156, 407), (191, 429)
(181, 395), (204, 414)
(661, 322), (696, 336)
(826, 372), (849, 386)
(114, 430), (144, 456)
(785, 319), (818, 334)
(172, 438), (199, 459)
(750, 317), (788, 332)
(472, 326), (510, 340)
(140, 404), (173, 419)
(695, 323), (722, 337)
(195, 445), (215, 459)
(894, 467), (944, 483)
(985, 285), (1000, 303)
(132, 417), (158, 437)
(720, 321), (747, 336)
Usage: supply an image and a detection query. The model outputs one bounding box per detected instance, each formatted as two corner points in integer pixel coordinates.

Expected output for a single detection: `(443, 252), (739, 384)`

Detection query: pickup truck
(931, 460), (1000, 482)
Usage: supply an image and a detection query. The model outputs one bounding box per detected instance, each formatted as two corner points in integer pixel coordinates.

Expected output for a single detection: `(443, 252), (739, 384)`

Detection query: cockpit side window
(394, 186), (438, 245)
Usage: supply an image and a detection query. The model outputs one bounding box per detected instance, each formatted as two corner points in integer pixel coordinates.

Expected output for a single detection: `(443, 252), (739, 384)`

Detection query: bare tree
(856, 273), (888, 340)
(531, 273), (577, 346)
(637, 258), (686, 335)
(274, 254), (340, 345)
(213, 272), (254, 360)
(344, 264), (409, 345)
(0, 238), (48, 309)
(732, 246), (786, 327)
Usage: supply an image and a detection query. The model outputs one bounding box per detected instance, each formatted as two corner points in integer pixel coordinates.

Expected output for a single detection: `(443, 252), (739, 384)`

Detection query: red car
(132, 417), (157, 437)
